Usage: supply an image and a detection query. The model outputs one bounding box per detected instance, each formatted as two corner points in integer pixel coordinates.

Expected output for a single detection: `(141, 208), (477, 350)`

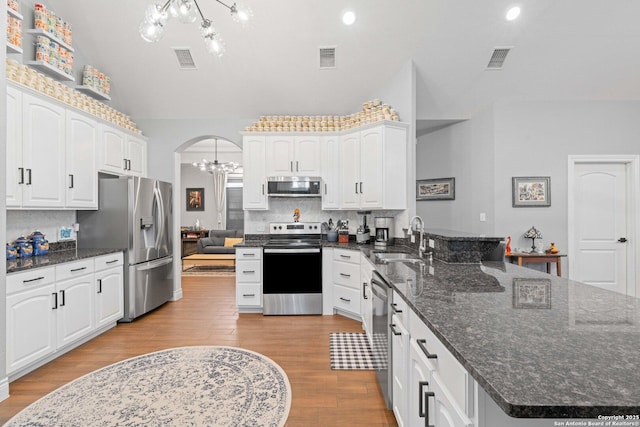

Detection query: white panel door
(294, 136), (321, 176)
(243, 136), (268, 210)
(266, 136), (294, 176)
(360, 126), (383, 208)
(339, 132), (361, 209)
(127, 136), (147, 177)
(573, 163), (628, 295)
(66, 111), (98, 208)
(408, 339), (432, 427)
(321, 135), (340, 209)
(6, 85), (22, 207)
(56, 276), (95, 348)
(95, 267), (124, 328)
(100, 126), (126, 174)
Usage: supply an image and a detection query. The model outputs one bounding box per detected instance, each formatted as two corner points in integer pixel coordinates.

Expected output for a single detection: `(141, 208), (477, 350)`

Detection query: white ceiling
(44, 0), (640, 124)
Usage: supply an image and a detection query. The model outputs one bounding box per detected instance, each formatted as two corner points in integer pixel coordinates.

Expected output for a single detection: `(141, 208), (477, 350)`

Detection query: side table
(507, 252), (566, 277)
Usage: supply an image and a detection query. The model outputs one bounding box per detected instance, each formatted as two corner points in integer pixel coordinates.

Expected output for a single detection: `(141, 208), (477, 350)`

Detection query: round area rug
(6, 346), (291, 427)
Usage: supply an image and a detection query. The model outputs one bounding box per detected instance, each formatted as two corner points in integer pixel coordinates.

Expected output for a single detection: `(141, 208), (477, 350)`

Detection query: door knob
(618, 237), (628, 243)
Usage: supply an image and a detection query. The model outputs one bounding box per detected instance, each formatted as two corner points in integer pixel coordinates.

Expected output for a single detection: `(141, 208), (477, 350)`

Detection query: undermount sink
(374, 252), (422, 263)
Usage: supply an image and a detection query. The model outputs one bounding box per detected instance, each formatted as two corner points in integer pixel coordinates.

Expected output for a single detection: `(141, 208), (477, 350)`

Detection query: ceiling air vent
(319, 47), (336, 69)
(486, 47), (512, 70)
(173, 48), (197, 70)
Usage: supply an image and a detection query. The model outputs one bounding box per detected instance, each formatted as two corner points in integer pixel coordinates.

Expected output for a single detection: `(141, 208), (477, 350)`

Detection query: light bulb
(231, 2), (252, 23)
(139, 20), (164, 42)
(204, 33), (225, 57)
(170, 0), (198, 23)
(200, 19), (215, 37)
(145, 4), (168, 25)
(506, 6), (521, 21)
(342, 10), (356, 26)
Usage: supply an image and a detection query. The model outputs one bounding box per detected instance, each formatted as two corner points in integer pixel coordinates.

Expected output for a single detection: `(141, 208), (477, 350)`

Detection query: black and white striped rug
(329, 332), (387, 370)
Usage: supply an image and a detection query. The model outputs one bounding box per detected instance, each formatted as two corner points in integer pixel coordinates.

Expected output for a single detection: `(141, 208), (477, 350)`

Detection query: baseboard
(0, 376), (10, 402)
(172, 288), (183, 301)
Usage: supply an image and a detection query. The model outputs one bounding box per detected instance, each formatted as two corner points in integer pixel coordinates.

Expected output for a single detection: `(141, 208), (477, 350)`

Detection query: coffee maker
(374, 217), (395, 250)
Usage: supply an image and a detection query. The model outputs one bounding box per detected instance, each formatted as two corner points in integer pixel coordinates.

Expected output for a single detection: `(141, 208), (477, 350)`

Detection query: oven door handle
(264, 248), (321, 254)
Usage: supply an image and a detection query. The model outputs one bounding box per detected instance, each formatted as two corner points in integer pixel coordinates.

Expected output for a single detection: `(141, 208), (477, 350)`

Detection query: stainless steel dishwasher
(371, 270), (392, 409)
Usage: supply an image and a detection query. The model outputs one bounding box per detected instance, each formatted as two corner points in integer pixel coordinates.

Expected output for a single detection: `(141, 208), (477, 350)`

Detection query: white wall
(181, 164), (222, 230)
(1, 0), (9, 400)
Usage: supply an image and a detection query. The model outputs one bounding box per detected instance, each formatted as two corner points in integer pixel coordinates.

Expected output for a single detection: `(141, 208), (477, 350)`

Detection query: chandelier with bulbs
(139, 0), (252, 57)
(192, 139), (240, 174)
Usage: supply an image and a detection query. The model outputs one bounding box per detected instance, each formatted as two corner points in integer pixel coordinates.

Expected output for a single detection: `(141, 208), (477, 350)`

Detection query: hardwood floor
(0, 275), (398, 426)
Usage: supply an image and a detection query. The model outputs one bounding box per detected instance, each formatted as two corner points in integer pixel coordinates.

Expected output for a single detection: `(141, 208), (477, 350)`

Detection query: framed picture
(512, 176), (551, 207)
(186, 188), (204, 211)
(512, 278), (551, 309)
(416, 177), (455, 201)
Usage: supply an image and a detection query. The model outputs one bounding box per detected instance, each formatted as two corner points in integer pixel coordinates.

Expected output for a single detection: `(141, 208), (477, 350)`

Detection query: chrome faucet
(409, 215), (427, 257)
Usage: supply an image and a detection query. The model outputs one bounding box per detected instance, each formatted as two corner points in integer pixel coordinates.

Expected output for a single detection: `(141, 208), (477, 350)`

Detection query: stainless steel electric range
(262, 222), (322, 315)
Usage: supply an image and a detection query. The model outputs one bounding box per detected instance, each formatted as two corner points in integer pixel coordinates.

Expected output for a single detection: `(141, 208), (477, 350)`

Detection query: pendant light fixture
(139, 0), (252, 57)
(192, 139), (240, 174)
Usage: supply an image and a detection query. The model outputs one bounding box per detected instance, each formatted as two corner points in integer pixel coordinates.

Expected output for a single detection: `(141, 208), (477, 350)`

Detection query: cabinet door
(21, 93), (66, 208)
(56, 275), (95, 348)
(359, 126), (383, 208)
(126, 136), (147, 177)
(320, 135), (340, 209)
(66, 111), (98, 209)
(392, 315), (410, 427)
(6, 284), (57, 374)
(430, 373), (474, 427)
(95, 266), (124, 328)
(266, 136), (294, 176)
(6, 86), (22, 207)
(408, 338), (433, 427)
(339, 132), (361, 209)
(243, 136), (268, 210)
(100, 125), (126, 174)
(294, 136), (321, 175)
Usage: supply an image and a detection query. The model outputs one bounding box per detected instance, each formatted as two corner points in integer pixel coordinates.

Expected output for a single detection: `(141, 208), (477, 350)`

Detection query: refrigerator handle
(154, 186), (165, 250)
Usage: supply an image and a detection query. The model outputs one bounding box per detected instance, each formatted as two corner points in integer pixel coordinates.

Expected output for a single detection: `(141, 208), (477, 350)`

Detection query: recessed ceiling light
(505, 6), (521, 21)
(342, 9), (356, 26)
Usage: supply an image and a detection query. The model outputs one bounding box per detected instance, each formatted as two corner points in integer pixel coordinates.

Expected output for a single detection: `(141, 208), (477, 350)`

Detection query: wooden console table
(180, 229), (208, 258)
(507, 252), (566, 277)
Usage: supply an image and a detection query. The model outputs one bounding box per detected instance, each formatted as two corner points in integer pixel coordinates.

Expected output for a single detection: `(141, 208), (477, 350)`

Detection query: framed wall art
(186, 187), (205, 211)
(416, 177), (455, 201)
(512, 176), (551, 207)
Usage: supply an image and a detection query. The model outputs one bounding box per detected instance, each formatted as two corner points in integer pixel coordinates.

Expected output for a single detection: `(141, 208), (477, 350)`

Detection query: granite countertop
(7, 248), (124, 274)
(371, 253), (640, 418)
(423, 227), (503, 241)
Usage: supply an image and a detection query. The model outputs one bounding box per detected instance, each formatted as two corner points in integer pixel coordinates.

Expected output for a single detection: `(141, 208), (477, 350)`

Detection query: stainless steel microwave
(267, 176), (322, 197)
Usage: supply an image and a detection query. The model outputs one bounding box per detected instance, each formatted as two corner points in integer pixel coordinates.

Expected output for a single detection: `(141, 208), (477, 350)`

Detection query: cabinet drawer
(55, 259), (95, 281)
(333, 248), (360, 264)
(409, 310), (473, 416)
(391, 290), (408, 326)
(236, 283), (262, 307)
(237, 248), (262, 260)
(333, 284), (360, 315)
(7, 267), (56, 295)
(94, 252), (124, 271)
(333, 261), (360, 289)
(236, 260), (262, 283)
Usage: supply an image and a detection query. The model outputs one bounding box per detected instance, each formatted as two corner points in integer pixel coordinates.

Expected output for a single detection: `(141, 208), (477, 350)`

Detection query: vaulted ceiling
(44, 0), (640, 124)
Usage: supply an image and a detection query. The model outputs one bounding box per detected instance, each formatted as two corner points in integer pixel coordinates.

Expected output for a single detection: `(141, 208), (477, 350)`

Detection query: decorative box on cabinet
(242, 135), (268, 210)
(236, 248), (263, 311)
(332, 248), (361, 318)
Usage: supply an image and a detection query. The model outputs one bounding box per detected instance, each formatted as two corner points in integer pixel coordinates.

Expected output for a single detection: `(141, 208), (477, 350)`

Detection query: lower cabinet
(95, 253), (125, 328)
(360, 254), (374, 345)
(6, 253), (124, 379)
(332, 248), (361, 319)
(235, 248), (263, 311)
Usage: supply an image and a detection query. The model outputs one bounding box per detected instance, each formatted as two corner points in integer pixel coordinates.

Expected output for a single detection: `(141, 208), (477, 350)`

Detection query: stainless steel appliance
(356, 211), (371, 244)
(267, 176), (322, 197)
(263, 222), (322, 315)
(371, 270), (392, 408)
(77, 176), (174, 322)
(374, 217), (395, 250)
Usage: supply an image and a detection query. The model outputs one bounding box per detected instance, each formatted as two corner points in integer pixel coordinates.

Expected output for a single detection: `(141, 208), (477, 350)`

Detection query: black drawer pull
(18, 167), (24, 184)
(339, 254), (351, 259)
(23, 276), (45, 283)
(418, 381), (435, 427)
(70, 267), (87, 272)
(242, 270), (255, 274)
(59, 290), (66, 306)
(97, 279), (102, 293)
(417, 338), (438, 359)
(418, 381), (429, 418)
(242, 253), (256, 257)
(52, 292), (58, 310)
(106, 259), (119, 264)
(391, 303), (403, 313)
(389, 323), (401, 336)
(363, 282), (368, 299)
(339, 297), (351, 303)
(242, 293), (255, 297)
(339, 273), (351, 278)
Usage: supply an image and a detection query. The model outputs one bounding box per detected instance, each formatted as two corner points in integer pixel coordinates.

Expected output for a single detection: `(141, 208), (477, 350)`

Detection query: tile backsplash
(6, 210), (77, 243)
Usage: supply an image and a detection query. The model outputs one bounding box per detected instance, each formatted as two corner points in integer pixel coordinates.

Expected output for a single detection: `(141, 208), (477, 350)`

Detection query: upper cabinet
(65, 110), (99, 208)
(98, 127), (147, 177)
(266, 135), (321, 177)
(320, 135), (340, 210)
(243, 135), (268, 210)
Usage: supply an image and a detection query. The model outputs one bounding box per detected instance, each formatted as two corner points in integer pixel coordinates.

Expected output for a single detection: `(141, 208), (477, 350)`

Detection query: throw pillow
(224, 237), (244, 247)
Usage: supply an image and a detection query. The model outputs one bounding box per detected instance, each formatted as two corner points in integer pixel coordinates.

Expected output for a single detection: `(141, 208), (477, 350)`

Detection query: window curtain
(212, 169), (227, 229)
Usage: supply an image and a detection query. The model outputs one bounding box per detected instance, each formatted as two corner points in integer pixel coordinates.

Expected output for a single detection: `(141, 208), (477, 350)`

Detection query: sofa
(196, 229), (244, 254)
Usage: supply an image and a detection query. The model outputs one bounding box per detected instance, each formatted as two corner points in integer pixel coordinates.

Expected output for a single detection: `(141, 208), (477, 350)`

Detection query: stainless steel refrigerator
(77, 176), (173, 322)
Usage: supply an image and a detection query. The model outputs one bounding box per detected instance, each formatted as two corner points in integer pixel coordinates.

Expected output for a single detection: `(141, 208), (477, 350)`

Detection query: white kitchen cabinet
(360, 254), (374, 345)
(94, 253), (124, 328)
(266, 135), (320, 177)
(19, 92), (66, 208)
(6, 268), (57, 375)
(65, 110), (98, 209)
(236, 248), (263, 310)
(339, 123), (408, 210)
(98, 125), (147, 177)
(430, 372), (474, 427)
(55, 263), (95, 349)
(242, 135), (268, 210)
(332, 248), (361, 318)
(6, 85), (22, 207)
(408, 336), (433, 427)
(320, 135), (340, 209)
(391, 291), (410, 427)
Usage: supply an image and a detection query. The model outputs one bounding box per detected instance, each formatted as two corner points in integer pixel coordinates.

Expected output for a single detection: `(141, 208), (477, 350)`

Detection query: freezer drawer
(123, 256), (173, 322)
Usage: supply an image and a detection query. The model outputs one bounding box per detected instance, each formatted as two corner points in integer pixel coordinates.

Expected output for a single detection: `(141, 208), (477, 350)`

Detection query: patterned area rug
(329, 332), (387, 370)
(5, 346), (291, 427)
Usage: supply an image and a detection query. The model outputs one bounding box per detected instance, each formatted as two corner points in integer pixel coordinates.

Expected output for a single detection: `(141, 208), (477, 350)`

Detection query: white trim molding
(0, 376), (9, 402)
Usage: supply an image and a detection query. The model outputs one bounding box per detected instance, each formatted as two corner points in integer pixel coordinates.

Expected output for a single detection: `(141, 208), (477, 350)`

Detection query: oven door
(263, 247), (322, 315)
